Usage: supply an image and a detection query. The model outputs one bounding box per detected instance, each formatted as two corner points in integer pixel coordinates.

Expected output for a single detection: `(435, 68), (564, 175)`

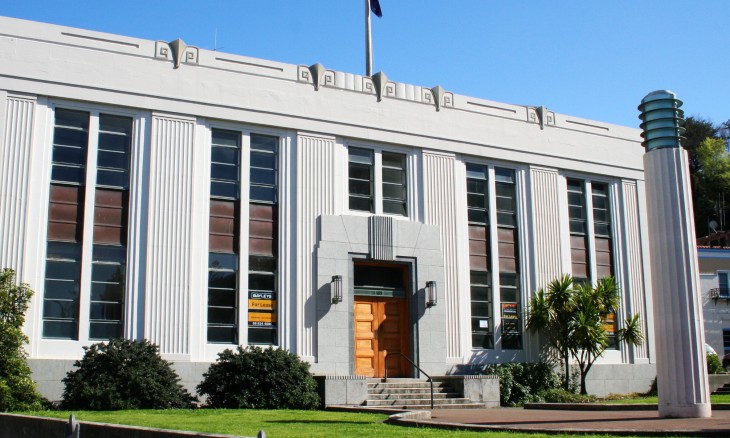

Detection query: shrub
(0, 269), (45, 411)
(198, 346), (320, 409)
(707, 353), (723, 374)
(62, 338), (196, 410)
(482, 362), (560, 407)
(542, 388), (597, 403)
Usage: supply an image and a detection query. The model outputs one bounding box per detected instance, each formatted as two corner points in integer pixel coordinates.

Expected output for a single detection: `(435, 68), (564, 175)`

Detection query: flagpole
(366, 0), (373, 76)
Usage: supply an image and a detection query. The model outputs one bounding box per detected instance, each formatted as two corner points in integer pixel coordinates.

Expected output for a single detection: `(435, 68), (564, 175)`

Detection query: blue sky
(2, 1), (728, 128)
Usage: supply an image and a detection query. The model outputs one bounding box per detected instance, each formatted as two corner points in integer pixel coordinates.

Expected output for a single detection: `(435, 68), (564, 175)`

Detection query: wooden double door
(354, 296), (410, 378)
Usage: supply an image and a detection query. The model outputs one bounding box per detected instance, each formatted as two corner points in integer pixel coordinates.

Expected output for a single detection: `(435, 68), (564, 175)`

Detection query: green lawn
(23, 409), (631, 438)
(600, 393), (730, 404)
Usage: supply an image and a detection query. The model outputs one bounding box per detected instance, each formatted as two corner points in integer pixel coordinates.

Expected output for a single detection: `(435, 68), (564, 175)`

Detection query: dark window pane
(53, 145), (85, 165)
(212, 163), (240, 181)
(89, 302), (122, 320)
(251, 152), (275, 169)
(349, 196), (373, 212)
(98, 132), (130, 153)
(494, 168), (514, 183)
(100, 115), (132, 135)
(248, 327), (277, 345)
(43, 299), (78, 319)
(96, 169), (129, 188)
(54, 128), (88, 148)
(43, 320), (78, 339)
(382, 183), (405, 200)
(467, 179), (485, 194)
(44, 279), (79, 300)
(52, 165), (85, 184)
(212, 146), (239, 164)
(90, 282), (124, 302)
(472, 333), (493, 349)
(250, 186), (277, 203)
(89, 322), (123, 340)
(470, 271), (490, 285)
(497, 213), (515, 227)
(471, 285), (490, 302)
(47, 242), (81, 260)
(249, 256), (277, 272)
(97, 150), (129, 170)
(471, 301), (491, 318)
(383, 200), (406, 216)
(209, 253), (238, 270)
(569, 220), (586, 234)
(382, 152), (405, 169)
(349, 148), (373, 165)
(45, 260), (81, 281)
(467, 194), (485, 208)
(213, 130), (240, 148)
(594, 223), (611, 236)
(208, 326), (237, 344)
(249, 274), (275, 291)
(93, 245), (126, 262)
(468, 209), (487, 224)
(208, 289), (236, 307)
(349, 179), (372, 196)
(502, 334), (522, 349)
(382, 168), (404, 184)
(471, 318), (492, 332)
(349, 164), (372, 181)
(212, 181), (239, 199)
(209, 271), (237, 289)
(250, 168), (276, 186)
(251, 134), (278, 153)
(496, 196), (515, 212)
(208, 307), (236, 324)
(466, 164), (487, 180)
(91, 264), (124, 283)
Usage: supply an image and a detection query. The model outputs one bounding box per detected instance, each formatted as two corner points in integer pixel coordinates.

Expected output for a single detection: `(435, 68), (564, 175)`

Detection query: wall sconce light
(426, 281), (437, 308)
(331, 275), (343, 304)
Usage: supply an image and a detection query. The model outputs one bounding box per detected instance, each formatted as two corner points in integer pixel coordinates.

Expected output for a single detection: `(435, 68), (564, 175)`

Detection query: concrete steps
(365, 378), (483, 409)
(713, 383), (730, 395)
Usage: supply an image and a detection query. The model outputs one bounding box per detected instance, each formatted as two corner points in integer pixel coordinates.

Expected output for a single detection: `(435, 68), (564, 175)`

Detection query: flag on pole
(370, 0), (383, 18)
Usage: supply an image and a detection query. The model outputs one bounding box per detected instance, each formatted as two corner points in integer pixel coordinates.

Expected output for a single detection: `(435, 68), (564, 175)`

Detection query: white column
(644, 147), (710, 418)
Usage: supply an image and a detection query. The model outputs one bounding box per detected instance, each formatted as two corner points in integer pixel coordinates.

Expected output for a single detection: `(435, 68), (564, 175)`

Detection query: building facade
(0, 16), (656, 399)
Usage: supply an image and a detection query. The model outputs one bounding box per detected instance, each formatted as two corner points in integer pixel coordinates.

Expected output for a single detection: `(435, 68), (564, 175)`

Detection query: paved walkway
(398, 407), (730, 436)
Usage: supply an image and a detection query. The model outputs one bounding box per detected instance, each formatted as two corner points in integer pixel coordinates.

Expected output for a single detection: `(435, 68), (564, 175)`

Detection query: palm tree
(526, 274), (575, 390)
(527, 275), (645, 395)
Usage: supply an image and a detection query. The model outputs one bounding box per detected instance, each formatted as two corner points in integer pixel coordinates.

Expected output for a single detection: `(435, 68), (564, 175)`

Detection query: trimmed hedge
(62, 338), (196, 410)
(198, 346), (320, 409)
(482, 362), (561, 406)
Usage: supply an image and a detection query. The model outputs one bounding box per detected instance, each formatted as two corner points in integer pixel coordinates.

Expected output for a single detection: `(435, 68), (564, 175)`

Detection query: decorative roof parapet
(155, 38), (199, 68)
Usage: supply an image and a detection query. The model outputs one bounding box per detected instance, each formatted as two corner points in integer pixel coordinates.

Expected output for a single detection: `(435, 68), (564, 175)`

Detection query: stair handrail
(383, 352), (434, 410)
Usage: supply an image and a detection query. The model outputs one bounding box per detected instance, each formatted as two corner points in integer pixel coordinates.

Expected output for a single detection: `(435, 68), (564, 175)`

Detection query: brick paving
(411, 407), (730, 436)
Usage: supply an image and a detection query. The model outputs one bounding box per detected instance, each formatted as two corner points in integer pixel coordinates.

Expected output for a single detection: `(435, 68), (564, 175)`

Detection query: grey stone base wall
(585, 363), (656, 396)
(315, 375), (368, 406)
(435, 375), (500, 407)
(28, 359), (212, 402)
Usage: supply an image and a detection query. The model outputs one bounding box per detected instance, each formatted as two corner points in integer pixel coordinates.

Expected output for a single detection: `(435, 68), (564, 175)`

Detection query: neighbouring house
(698, 232), (730, 361)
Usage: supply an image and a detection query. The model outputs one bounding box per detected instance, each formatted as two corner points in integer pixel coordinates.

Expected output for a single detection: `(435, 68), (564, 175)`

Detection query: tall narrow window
(467, 164), (493, 349)
(348, 148), (374, 212)
(592, 182), (617, 347)
(248, 134), (278, 345)
(496, 168), (521, 349)
(208, 129), (241, 343)
(89, 115), (132, 339)
(382, 152), (407, 216)
(43, 109), (88, 339)
(43, 109), (132, 340)
(567, 179), (590, 285)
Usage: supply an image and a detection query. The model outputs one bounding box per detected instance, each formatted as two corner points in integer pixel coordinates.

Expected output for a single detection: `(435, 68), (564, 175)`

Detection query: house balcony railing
(710, 287), (730, 304)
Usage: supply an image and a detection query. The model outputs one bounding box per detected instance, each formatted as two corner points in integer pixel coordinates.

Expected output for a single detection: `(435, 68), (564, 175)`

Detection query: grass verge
(22, 409), (633, 438)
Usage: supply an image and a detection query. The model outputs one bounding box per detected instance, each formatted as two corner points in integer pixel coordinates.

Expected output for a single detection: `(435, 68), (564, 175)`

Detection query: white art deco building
(0, 16), (656, 399)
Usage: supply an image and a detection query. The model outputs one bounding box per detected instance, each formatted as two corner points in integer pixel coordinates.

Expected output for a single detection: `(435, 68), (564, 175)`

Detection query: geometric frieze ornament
(297, 63), (335, 91)
(527, 106), (555, 129)
(429, 85), (453, 112)
(370, 71), (395, 102)
(155, 39), (199, 69)
(368, 215), (396, 261)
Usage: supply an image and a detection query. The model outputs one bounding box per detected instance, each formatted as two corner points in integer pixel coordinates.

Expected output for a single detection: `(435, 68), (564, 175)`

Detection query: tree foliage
(197, 346), (320, 409)
(62, 338), (197, 410)
(683, 117), (730, 236)
(482, 362), (560, 406)
(526, 275), (644, 395)
(0, 269), (45, 411)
